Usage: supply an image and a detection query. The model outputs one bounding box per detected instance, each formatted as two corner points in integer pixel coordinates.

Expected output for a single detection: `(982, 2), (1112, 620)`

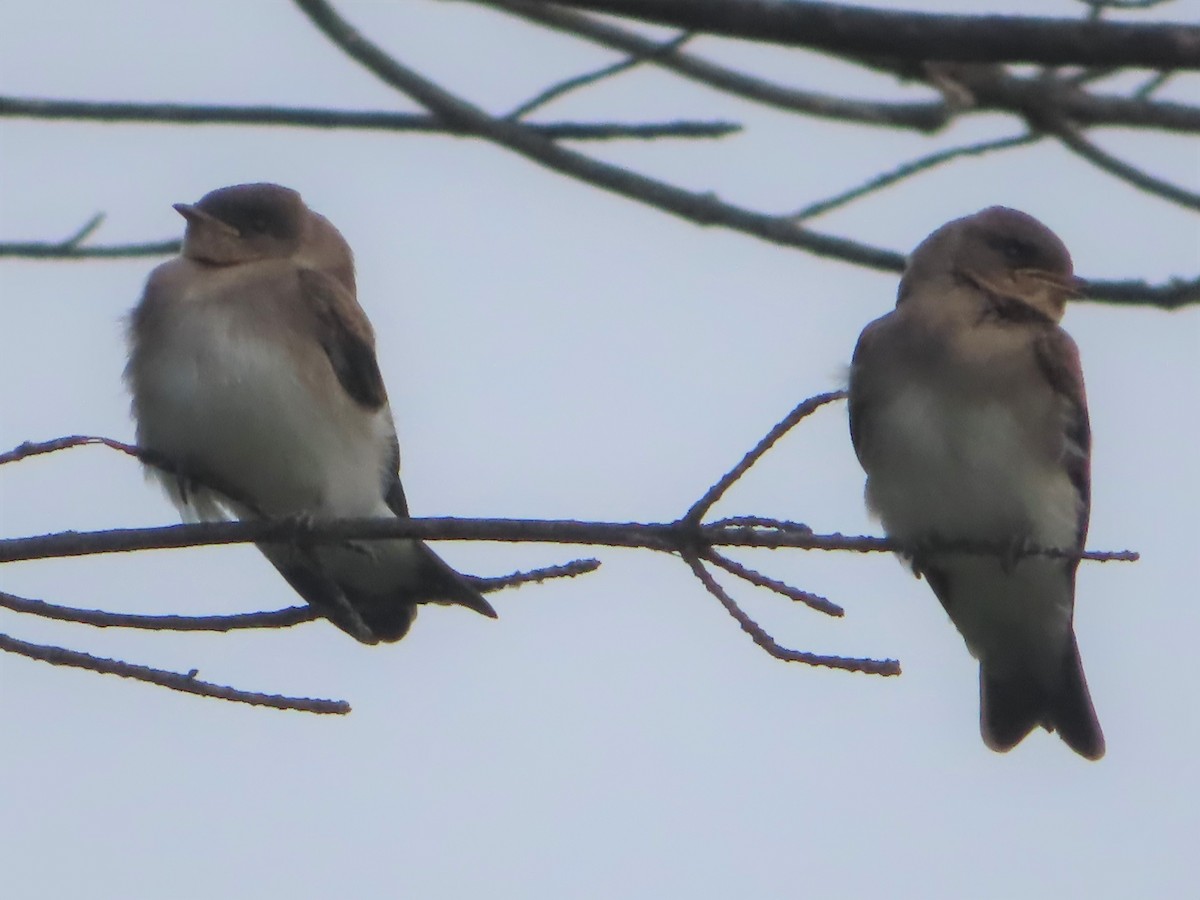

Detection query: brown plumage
(849, 207), (1104, 759)
(126, 183), (495, 643)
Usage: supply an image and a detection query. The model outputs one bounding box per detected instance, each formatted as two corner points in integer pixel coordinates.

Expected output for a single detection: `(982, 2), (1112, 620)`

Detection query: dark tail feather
(979, 635), (1104, 760)
(1047, 635), (1105, 760)
(416, 543), (498, 620)
(261, 540), (496, 645)
(979, 666), (1044, 753)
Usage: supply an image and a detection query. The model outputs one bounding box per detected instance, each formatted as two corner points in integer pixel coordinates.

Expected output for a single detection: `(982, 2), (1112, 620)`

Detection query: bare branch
(0, 238), (181, 260)
(1051, 119), (1200, 211)
(1075, 0), (1176, 11)
(289, 2), (1196, 307)
(470, 557), (602, 590)
(0, 589), (316, 631)
(685, 391), (846, 522)
(291, 2), (907, 268)
(0, 515), (1141, 565)
(539, 0), (1200, 69)
(0, 434), (142, 465)
(704, 549), (844, 617)
(0, 632), (350, 714)
(0, 559), (596, 632)
(681, 553), (900, 675)
(0, 95), (739, 141)
(1134, 70), (1174, 98)
(506, 31), (693, 119)
(791, 132), (1041, 221)
(475, 0), (951, 131)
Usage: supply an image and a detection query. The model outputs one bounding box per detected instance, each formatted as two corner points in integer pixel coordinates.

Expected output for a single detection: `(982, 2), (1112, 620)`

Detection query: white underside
(129, 294), (427, 593)
(866, 383), (1079, 679)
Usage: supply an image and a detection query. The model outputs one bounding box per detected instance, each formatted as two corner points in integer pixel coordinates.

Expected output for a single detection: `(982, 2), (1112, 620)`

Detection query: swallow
(126, 182), (496, 643)
(847, 206), (1104, 759)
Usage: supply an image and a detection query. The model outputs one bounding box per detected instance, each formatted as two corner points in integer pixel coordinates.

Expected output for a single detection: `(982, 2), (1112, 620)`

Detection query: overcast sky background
(2, 1), (1198, 897)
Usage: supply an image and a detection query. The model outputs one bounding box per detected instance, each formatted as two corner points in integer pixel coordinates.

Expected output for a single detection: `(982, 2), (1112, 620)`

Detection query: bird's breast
(864, 382), (1078, 550)
(129, 287), (393, 519)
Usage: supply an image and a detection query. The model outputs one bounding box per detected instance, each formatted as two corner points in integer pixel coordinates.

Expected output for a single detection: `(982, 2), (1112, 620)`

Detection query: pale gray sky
(2, 2), (1198, 898)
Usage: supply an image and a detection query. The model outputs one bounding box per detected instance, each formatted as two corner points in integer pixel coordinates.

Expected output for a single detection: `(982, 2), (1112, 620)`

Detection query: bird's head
(901, 206), (1084, 323)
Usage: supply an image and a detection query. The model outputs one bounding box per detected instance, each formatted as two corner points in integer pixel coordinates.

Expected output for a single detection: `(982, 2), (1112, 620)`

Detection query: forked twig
(704, 548), (843, 617)
(681, 553), (900, 676)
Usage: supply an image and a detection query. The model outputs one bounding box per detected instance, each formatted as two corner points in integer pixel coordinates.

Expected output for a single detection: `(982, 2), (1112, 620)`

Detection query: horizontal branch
(487, 0), (1200, 134)
(476, 0), (951, 131)
(287, 0), (1195, 307)
(0, 589), (315, 631)
(0, 238), (181, 259)
(541, 0), (1200, 69)
(0, 631), (350, 714)
(0, 516), (1140, 565)
(0, 95), (739, 141)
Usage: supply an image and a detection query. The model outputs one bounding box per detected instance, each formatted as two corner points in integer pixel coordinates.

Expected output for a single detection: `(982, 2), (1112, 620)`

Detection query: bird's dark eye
(989, 235), (1035, 265)
(249, 216), (269, 233)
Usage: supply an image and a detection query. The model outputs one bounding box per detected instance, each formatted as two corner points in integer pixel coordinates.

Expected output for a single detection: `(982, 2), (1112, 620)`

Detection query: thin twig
(470, 557), (602, 590)
(281, 1), (1197, 308)
(684, 391), (847, 523)
(0, 95), (738, 141)
(1134, 71), (1174, 99)
(59, 213), (106, 248)
(704, 548), (843, 617)
(0, 632), (350, 714)
(0, 240), (182, 260)
(0, 590), (316, 631)
(707, 516), (814, 533)
(0, 434), (142, 465)
(0, 561), (598, 631)
(1075, 0), (1176, 10)
(791, 132), (1041, 221)
(506, 31), (693, 119)
(681, 553), (900, 675)
(475, 0), (951, 131)
(291, 0), (906, 272)
(1052, 119), (1200, 210)
(539, 0), (1200, 69)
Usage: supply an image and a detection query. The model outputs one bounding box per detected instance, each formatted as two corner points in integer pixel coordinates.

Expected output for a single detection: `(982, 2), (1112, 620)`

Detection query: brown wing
(1033, 327), (1092, 550)
(847, 315), (891, 468)
(297, 268), (387, 411)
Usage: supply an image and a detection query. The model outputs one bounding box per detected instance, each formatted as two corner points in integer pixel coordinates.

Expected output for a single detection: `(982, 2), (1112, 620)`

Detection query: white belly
(864, 384), (1080, 669)
(131, 302), (393, 521)
(866, 385), (1077, 550)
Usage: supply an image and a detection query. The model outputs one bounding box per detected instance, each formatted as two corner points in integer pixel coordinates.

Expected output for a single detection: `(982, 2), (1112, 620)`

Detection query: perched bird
(126, 182), (496, 643)
(847, 207), (1104, 759)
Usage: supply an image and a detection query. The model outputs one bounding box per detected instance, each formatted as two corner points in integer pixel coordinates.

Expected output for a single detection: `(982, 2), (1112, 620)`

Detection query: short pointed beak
(173, 203), (240, 237)
(1024, 269), (1086, 298)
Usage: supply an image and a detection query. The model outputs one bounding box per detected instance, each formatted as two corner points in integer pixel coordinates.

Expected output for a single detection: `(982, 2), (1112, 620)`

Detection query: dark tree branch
(506, 31), (694, 119)
(686, 391), (847, 523)
(486, 0), (1200, 135)
(291, 0), (905, 272)
(680, 552), (900, 675)
(474, 0), (952, 131)
(539, 0), (1200, 69)
(0, 238), (181, 260)
(790, 132), (1041, 221)
(0, 632), (350, 714)
(0, 95), (739, 141)
(0, 589), (316, 631)
(704, 549), (843, 617)
(1051, 120), (1200, 211)
(0, 513), (1141, 565)
(0, 562), (600, 633)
